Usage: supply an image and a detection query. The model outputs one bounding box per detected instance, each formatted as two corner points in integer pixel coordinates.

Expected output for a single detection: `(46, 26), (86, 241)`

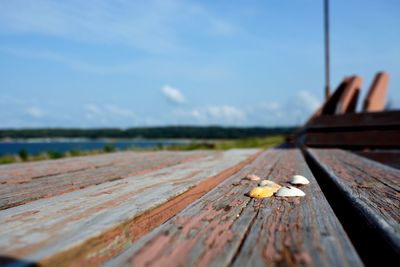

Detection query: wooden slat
(335, 76), (362, 114)
(306, 111), (400, 130)
(306, 149), (400, 256)
(321, 77), (351, 115)
(0, 149), (258, 267)
(355, 150), (400, 170)
(0, 151), (133, 181)
(304, 130), (400, 148)
(319, 76), (362, 115)
(362, 72), (389, 112)
(0, 151), (209, 209)
(0, 151), (207, 182)
(107, 149), (363, 267)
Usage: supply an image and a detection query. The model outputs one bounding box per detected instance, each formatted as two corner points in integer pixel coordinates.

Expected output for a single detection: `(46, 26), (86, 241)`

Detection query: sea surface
(0, 139), (190, 156)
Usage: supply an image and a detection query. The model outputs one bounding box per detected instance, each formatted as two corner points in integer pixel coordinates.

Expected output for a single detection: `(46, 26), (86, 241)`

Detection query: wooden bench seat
(0, 151), (210, 209)
(305, 148), (400, 262)
(299, 111), (400, 149)
(0, 149), (258, 267)
(106, 149), (362, 267)
(355, 150), (400, 170)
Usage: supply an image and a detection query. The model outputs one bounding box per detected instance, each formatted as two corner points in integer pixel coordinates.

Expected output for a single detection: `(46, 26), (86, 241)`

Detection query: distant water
(0, 139), (189, 156)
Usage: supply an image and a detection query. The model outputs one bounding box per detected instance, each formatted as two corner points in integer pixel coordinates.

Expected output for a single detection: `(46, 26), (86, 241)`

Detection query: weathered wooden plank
(0, 151), (131, 181)
(336, 76), (361, 114)
(0, 151), (209, 209)
(306, 111), (400, 130)
(362, 72), (389, 112)
(304, 130), (400, 148)
(355, 150), (400, 170)
(321, 77), (351, 115)
(108, 149), (362, 267)
(306, 149), (400, 256)
(0, 149), (258, 267)
(232, 149), (362, 267)
(319, 76), (362, 115)
(0, 151), (208, 182)
(104, 149), (282, 267)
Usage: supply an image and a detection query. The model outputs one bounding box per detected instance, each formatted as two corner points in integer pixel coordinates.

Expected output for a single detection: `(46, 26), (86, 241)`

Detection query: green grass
(0, 155), (17, 164)
(0, 135), (286, 164)
(166, 135), (286, 151)
(215, 135), (285, 150)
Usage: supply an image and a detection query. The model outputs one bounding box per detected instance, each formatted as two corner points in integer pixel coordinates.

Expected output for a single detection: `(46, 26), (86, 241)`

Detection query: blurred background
(0, 0), (399, 161)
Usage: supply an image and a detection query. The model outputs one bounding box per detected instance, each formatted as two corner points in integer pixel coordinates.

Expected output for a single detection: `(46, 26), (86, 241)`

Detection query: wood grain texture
(107, 149), (362, 267)
(232, 149), (362, 267)
(355, 150), (400, 170)
(335, 76), (362, 114)
(0, 151), (209, 209)
(0, 149), (258, 267)
(306, 111), (400, 130)
(307, 148), (400, 254)
(321, 77), (351, 115)
(304, 130), (400, 148)
(0, 151), (134, 181)
(362, 72), (389, 112)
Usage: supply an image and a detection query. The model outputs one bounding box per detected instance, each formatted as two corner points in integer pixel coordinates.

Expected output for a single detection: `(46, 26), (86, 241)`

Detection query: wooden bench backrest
(363, 72), (389, 112)
(297, 72), (398, 149)
(334, 76), (362, 114)
(320, 76), (362, 115)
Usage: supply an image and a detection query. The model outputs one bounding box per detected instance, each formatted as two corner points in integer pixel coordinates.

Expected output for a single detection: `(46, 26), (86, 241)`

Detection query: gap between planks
(304, 148), (400, 265)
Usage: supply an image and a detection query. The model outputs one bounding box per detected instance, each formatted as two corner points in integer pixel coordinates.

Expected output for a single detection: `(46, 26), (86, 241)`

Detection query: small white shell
(289, 175), (310, 185)
(275, 186), (305, 197)
(259, 180), (270, 186)
(245, 174), (261, 181)
(259, 180), (280, 187)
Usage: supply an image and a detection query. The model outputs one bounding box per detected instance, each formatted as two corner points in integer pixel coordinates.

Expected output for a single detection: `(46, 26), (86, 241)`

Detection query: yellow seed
(248, 186), (275, 199)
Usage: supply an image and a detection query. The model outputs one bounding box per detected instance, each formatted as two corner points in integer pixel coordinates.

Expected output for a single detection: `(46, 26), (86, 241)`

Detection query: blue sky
(0, 0), (399, 128)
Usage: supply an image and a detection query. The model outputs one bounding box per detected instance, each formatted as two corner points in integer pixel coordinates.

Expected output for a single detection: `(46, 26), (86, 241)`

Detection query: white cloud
(175, 105), (246, 125)
(297, 90), (321, 111)
(26, 106), (44, 118)
(190, 109), (202, 119)
(161, 85), (186, 104)
(105, 104), (135, 118)
(206, 106), (246, 121)
(268, 101), (281, 111)
(84, 103), (103, 116)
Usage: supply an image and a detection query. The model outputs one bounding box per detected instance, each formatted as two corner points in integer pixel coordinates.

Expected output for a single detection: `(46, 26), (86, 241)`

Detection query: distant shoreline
(0, 139), (191, 157)
(0, 137), (196, 143)
(0, 126), (296, 140)
(0, 135), (285, 164)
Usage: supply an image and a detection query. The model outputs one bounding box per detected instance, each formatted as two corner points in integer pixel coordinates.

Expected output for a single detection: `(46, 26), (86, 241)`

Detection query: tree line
(0, 126), (296, 139)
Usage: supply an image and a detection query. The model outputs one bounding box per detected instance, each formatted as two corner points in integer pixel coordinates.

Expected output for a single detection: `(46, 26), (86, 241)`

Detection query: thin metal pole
(324, 0), (330, 100)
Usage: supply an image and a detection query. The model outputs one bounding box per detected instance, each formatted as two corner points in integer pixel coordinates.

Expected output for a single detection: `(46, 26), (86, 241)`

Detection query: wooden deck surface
(107, 149), (362, 267)
(1, 147), (398, 266)
(355, 150), (400, 170)
(0, 151), (211, 209)
(0, 149), (258, 266)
